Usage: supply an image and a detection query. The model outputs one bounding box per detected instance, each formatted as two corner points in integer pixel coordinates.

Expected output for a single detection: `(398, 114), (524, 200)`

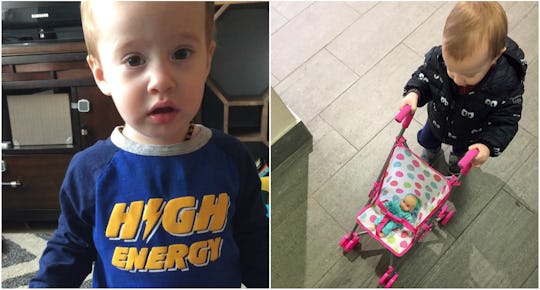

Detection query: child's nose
(451, 73), (466, 86)
(147, 62), (176, 95)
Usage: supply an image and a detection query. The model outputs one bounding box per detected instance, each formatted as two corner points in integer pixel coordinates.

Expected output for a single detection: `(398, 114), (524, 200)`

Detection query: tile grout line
(415, 185), (505, 287)
(270, 2), (314, 36)
(320, 1), (445, 125)
(520, 266), (538, 287)
(274, 1), (373, 91)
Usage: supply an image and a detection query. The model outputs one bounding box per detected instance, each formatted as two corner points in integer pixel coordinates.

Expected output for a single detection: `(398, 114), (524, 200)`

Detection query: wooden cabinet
(2, 154), (73, 220)
(76, 86), (124, 148)
(2, 42), (122, 221)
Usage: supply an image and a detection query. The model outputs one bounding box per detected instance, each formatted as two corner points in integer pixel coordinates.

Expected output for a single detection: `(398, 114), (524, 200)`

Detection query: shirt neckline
(110, 124), (212, 156)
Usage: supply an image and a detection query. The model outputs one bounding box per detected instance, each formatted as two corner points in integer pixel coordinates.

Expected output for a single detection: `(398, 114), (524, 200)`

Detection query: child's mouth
(148, 106), (179, 124)
(150, 107), (176, 115)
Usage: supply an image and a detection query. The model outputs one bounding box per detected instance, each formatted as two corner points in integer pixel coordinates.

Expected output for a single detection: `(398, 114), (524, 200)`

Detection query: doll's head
(399, 194), (420, 216)
(400, 195), (417, 211)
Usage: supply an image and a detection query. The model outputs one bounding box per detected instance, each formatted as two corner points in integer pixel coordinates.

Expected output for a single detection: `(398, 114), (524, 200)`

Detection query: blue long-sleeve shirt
(30, 125), (269, 287)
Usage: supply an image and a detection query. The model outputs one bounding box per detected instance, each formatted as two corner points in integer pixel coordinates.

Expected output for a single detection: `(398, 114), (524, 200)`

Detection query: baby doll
(373, 194), (420, 237)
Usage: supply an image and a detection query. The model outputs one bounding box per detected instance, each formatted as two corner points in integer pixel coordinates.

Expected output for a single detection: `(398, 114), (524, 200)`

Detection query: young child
(400, 2), (527, 175)
(30, 2), (268, 287)
(372, 195), (420, 237)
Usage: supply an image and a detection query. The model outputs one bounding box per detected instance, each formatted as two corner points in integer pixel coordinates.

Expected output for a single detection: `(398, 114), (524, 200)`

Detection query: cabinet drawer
(2, 154), (72, 211)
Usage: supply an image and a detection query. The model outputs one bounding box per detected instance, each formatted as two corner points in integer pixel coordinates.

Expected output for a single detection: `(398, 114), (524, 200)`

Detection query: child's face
(88, 2), (215, 145)
(442, 40), (499, 87)
(400, 196), (417, 212)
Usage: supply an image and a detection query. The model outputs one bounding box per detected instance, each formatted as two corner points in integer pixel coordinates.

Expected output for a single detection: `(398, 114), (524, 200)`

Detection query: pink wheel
(437, 205), (448, 219)
(344, 237), (359, 252)
(339, 235), (349, 248)
(440, 210), (455, 225)
(339, 232), (358, 248)
(385, 273), (399, 288)
(379, 266), (394, 285)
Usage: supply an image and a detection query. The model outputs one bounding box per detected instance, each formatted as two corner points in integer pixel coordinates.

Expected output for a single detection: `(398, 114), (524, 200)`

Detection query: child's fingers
(400, 92), (419, 112)
(468, 143), (490, 167)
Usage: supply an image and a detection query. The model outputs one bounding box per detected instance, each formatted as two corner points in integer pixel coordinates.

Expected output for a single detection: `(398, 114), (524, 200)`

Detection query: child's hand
(400, 91), (419, 113)
(468, 143), (490, 167)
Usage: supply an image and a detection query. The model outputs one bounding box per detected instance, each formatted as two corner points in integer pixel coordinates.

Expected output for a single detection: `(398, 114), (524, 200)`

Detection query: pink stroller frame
(338, 105), (478, 288)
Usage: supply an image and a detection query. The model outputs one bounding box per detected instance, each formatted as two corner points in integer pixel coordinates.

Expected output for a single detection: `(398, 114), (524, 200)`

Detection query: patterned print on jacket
(404, 37), (527, 157)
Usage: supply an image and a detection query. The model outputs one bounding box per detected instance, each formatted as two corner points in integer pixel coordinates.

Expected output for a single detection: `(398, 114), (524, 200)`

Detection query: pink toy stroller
(338, 105), (478, 288)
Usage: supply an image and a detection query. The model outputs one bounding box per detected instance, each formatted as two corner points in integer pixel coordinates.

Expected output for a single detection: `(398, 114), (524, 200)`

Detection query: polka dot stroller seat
(357, 144), (451, 256)
(338, 105), (478, 287)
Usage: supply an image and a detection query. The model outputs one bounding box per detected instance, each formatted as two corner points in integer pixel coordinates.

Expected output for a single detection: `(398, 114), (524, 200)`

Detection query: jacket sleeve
(29, 156), (97, 287)
(404, 46), (440, 107)
(477, 40), (527, 157)
(478, 85), (524, 157)
(232, 148), (269, 288)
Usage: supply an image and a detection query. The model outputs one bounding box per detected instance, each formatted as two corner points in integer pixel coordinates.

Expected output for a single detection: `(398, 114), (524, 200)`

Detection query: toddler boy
(30, 1), (268, 287)
(400, 1), (527, 174)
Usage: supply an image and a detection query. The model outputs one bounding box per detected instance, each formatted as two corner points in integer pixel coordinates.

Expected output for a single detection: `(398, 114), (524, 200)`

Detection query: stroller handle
(395, 105), (414, 128)
(458, 149), (479, 175)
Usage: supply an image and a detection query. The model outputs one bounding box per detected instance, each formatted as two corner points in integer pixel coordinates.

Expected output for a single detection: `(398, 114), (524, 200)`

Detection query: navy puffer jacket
(404, 37), (527, 157)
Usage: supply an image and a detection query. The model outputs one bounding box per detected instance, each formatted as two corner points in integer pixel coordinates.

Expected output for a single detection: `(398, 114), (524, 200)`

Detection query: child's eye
(173, 48), (192, 60)
(124, 55), (145, 67)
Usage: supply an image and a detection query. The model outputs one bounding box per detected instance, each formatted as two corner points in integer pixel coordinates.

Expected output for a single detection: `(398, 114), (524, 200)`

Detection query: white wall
(270, 88), (299, 145)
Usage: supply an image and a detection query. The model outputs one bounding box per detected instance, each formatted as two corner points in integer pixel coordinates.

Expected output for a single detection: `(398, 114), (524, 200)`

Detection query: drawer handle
(2, 181), (22, 188)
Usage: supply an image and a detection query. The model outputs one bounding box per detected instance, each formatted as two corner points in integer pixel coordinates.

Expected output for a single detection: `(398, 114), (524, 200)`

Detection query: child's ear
(87, 55), (112, 96)
(491, 46), (507, 65)
(205, 40), (217, 77)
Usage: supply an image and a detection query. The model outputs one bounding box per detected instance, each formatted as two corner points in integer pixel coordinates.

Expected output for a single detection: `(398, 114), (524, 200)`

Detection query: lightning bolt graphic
(142, 198), (165, 241)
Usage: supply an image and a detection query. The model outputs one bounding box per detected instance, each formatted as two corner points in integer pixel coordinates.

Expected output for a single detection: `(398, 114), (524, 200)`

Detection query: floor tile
(321, 44), (423, 149)
(503, 2), (538, 33)
(315, 234), (396, 288)
(271, 197), (309, 288)
(271, 2), (359, 80)
(305, 115), (335, 146)
(327, 2), (439, 76)
(481, 127), (536, 183)
(344, 2), (378, 16)
(316, 226), (457, 288)
(271, 153), (310, 229)
(306, 119), (358, 195)
(270, 7), (288, 35)
(522, 268), (538, 288)
(418, 190), (538, 287)
(444, 170), (505, 238)
(271, 73), (279, 87)
(504, 148), (538, 213)
(521, 58), (538, 137)
(510, 3), (539, 64)
(403, 2), (453, 57)
(271, 1), (313, 21)
(274, 48), (359, 123)
(271, 197), (345, 287)
(387, 228), (456, 287)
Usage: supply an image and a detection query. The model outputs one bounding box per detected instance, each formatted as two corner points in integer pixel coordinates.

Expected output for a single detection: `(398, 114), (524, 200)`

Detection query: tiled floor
(271, 2), (538, 288)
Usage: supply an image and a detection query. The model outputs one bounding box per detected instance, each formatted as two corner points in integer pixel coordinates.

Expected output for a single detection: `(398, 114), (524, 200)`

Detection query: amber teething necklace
(184, 122), (195, 141)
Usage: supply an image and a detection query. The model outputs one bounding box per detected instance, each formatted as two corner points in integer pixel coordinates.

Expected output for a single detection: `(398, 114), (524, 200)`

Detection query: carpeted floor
(2, 232), (92, 288)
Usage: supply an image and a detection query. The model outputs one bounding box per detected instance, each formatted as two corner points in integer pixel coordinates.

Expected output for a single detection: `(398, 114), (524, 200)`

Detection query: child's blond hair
(443, 1), (507, 61)
(80, 1), (215, 60)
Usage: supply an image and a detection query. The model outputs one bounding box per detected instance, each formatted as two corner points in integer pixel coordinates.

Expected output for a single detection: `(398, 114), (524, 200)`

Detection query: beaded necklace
(184, 122), (195, 141)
